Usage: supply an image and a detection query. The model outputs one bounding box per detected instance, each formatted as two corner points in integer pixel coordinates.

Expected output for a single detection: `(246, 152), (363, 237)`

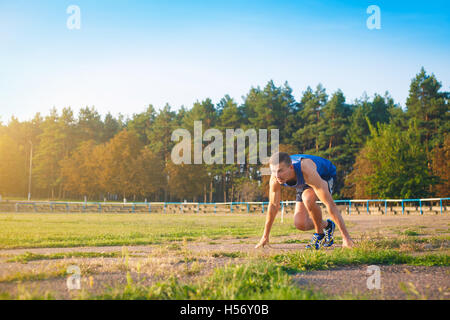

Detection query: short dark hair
(269, 152), (292, 166)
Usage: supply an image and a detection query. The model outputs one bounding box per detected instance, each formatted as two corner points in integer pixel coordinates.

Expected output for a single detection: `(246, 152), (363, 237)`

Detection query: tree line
(0, 67), (448, 202)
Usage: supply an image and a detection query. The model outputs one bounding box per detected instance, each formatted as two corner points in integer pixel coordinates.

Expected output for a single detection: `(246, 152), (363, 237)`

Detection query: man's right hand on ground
(255, 236), (270, 248)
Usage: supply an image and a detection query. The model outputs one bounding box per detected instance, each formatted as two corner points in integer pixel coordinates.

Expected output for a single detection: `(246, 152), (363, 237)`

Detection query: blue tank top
(282, 154), (336, 189)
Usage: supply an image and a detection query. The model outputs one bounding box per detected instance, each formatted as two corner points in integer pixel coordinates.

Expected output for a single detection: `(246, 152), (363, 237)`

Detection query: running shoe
(323, 219), (336, 248)
(305, 233), (325, 250)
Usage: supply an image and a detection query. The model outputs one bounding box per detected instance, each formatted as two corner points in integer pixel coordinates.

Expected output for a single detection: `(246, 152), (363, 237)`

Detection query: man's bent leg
(301, 188), (327, 234)
(293, 202), (316, 231)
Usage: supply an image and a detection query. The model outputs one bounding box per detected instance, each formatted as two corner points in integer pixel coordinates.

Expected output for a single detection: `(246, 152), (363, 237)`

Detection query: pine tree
(60, 140), (100, 199)
(126, 105), (156, 145)
(33, 109), (66, 199)
(103, 112), (123, 142)
(431, 134), (450, 197)
(0, 134), (27, 196)
(146, 104), (178, 201)
(347, 121), (438, 199)
(406, 67), (449, 152)
(77, 106), (104, 143)
(293, 84), (327, 153)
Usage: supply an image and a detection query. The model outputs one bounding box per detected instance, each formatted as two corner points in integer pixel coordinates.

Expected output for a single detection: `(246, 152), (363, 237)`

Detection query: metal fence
(0, 198), (449, 215)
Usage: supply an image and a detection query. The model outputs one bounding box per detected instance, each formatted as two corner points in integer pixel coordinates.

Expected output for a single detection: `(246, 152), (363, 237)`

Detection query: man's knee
(302, 194), (317, 210)
(294, 217), (308, 231)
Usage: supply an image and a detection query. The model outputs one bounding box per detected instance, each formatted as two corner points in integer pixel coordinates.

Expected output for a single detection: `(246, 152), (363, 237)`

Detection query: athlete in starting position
(255, 152), (354, 249)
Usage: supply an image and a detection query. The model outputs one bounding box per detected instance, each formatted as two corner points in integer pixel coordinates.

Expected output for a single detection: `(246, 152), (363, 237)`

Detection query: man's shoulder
(300, 158), (317, 174)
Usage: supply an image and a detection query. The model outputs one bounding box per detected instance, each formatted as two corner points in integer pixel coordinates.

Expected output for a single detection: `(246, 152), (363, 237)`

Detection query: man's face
(270, 162), (292, 184)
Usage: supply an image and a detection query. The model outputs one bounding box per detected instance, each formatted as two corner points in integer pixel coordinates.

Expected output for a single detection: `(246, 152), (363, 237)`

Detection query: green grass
(278, 239), (309, 244)
(89, 261), (332, 300)
(6, 251), (122, 264)
(401, 229), (420, 236)
(368, 236), (449, 250)
(178, 256), (199, 263)
(165, 243), (182, 251)
(0, 213), (448, 300)
(211, 251), (245, 258)
(272, 247), (449, 273)
(0, 213), (296, 249)
(87, 244), (449, 300)
(1, 242), (448, 300)
(0, 285), (55, 300)
(0, 267), (68, 283)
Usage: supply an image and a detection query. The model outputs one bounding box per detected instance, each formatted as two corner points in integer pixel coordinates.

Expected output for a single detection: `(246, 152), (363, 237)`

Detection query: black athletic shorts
(295, 176), (335, 202)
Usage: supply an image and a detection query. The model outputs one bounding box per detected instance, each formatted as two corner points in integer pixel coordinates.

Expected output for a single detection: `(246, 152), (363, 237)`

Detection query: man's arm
(255, 175), (281, 248)
(302, 159), (354, 247)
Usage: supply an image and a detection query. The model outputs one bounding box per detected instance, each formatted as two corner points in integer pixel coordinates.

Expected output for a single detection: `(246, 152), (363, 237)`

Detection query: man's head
(269, 152), (294, 184)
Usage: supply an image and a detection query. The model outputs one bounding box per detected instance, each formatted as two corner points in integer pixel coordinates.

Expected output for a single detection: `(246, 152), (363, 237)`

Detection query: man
(255, 152), (354, 249)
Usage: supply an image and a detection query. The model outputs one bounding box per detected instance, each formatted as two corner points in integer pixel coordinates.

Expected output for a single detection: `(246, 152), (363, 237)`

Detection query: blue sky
(1, 0), (449, 122)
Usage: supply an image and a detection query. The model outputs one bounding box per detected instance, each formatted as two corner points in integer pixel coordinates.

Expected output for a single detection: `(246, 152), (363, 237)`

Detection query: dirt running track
(0, 215), (449, 299)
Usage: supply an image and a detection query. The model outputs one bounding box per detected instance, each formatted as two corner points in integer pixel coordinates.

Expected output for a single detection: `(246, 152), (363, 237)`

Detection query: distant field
(0, 212), (449, 300)
(0, 213), (296, 249)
